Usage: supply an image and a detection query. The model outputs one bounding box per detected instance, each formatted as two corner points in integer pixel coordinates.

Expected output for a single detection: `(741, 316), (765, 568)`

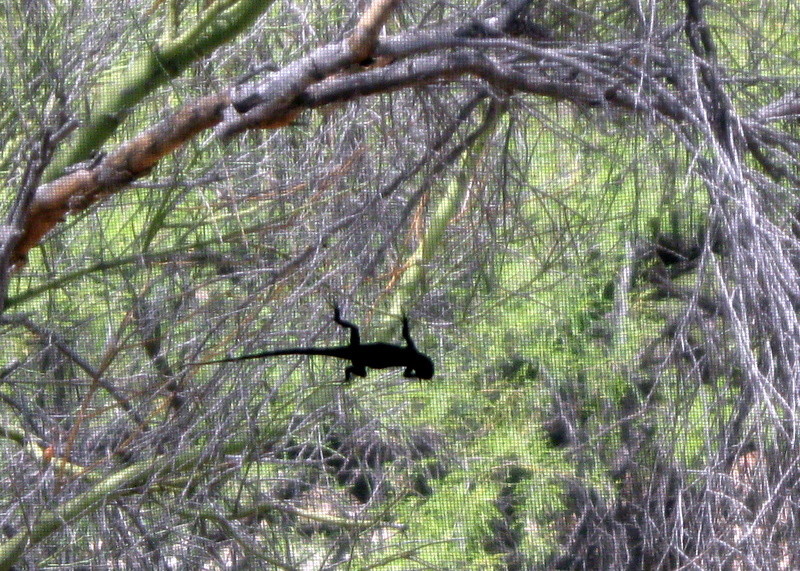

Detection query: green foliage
(3, 1), (784, 567)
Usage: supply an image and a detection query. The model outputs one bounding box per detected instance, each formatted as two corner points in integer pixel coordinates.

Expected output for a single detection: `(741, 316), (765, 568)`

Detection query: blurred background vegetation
(2, 0), (800, 568)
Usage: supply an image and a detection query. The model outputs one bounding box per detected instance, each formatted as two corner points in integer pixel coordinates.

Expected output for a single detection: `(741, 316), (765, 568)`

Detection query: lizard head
(414, 354), (435, 379)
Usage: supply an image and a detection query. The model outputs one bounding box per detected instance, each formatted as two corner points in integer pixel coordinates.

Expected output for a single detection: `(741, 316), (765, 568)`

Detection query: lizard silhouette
(192, 306), (434, 381)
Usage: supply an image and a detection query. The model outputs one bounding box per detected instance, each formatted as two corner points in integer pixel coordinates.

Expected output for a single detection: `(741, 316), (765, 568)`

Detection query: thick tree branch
(46, 0), (276, 180)
(228, 0), (402, 117)
(348, 0), (401, 61)
(11, 94), (229, 267)
(6, 0), (797, 276)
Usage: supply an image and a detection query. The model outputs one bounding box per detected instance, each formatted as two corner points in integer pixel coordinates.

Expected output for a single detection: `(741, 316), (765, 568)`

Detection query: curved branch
(11, 94), (229, 267)
(6, 1), (787, 275)
(46, 0), (276, 180)
(229, 0), (401, 117)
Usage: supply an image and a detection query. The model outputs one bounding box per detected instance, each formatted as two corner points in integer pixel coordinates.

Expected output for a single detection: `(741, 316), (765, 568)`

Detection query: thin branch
(0, 314), (144, 427)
